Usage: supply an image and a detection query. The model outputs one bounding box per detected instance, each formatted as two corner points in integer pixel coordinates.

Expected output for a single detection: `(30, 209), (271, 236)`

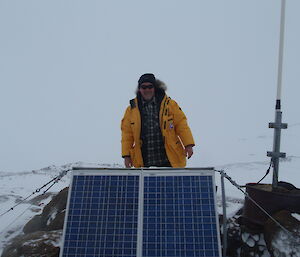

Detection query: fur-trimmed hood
(135, 79), (167, 95)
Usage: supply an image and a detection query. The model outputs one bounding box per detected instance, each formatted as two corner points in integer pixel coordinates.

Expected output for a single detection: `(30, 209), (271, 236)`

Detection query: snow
(246, 237), (255, 247)
(0, 168), (69, 255)
(262, 250), (271, 257)
(271, 230), (300, 257)
(48, 231), (63, 247)
(252, 234), (260, 242)
(0, 162), (122, 255)
(47, 208), (58, 226)
(258, 234), (266, 245)
(292, 213), (300, 221)
(242, 232), (250, 242)
(215, 156), (300, 198)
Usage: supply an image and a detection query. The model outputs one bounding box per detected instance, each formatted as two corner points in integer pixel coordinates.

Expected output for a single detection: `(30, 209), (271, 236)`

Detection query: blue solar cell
(60, 170), (221, 257)
(61, 174), (139, 257)
(142, 175), (220, 257)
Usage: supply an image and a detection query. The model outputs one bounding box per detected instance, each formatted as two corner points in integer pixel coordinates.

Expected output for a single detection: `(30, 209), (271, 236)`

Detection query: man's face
(139, 82), (155, 101)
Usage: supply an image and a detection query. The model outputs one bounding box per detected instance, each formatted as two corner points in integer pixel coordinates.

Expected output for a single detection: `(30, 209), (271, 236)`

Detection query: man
(121, 73), (195, 168)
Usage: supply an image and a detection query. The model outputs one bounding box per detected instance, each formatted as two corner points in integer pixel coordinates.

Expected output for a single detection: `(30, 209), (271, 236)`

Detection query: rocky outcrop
(1, 187), (68, 257)
(224, 210), (270, 257)
(23, 187), (68, 234)
(239, 228), (270, 257)
(225, 208), (300, 257)
(264, 210), (300, 257)
(1, 230), (62, 257)
(22, 215), (43, 234)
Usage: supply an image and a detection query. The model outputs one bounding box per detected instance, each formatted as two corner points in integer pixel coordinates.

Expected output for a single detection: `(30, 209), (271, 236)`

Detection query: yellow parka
(121, 94), (195, 167)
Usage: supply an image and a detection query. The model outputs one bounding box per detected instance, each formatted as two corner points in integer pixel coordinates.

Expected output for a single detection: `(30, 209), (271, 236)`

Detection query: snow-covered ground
(0, 165), (68, 254)
(216, 155), (300, 210)
(0, 158), (299, 255)
(0, 162), (122, 254)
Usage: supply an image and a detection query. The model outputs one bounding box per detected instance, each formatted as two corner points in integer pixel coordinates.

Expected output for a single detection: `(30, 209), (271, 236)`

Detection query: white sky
(0, 0), (299, 172)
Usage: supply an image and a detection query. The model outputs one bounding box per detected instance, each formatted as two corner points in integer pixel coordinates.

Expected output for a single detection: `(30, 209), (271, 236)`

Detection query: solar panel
(60, 168), (221, 257)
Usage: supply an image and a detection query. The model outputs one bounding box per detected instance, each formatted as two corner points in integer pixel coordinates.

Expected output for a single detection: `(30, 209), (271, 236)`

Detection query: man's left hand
(185, 145), (194, 159)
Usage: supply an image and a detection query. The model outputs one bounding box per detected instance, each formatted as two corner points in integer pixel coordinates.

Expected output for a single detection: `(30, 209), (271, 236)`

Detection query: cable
(0, 169), (70, 237)
(256, 159), (273, 184)
(215, 169), (299, 243)
(42, 169), (69, 194)
(0, 203), (34, 235)
(0, 169), (71, 218)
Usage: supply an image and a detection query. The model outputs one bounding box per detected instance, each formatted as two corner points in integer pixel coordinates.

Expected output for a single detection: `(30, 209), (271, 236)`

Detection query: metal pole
(221, 173), (227, 257)
(267, 0), (287, 188)
(276, 0), (286, 102)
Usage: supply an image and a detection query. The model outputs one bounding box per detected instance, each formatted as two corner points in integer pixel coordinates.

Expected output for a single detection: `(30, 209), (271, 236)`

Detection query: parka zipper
(160, 97), (168, 129)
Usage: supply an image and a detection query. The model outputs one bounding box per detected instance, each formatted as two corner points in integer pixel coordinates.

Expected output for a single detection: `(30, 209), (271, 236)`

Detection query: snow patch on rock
(292, 213), (300, 221)
(47, 208), (58, 226)
(272, 230), (300, 257)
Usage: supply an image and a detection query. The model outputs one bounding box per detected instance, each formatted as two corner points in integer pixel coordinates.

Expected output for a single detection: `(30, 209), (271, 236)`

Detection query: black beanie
(138, 73), (156, 86)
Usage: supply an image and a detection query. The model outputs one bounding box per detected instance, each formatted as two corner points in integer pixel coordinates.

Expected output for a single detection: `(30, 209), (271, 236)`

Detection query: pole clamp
(267, 151), (286, 158)
(269, 122), (288, 129)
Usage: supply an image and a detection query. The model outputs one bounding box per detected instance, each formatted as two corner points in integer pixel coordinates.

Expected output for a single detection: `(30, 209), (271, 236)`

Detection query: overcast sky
(0, 0), (299, 172)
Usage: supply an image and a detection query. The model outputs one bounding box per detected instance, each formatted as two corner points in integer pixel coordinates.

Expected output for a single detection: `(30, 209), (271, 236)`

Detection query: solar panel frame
(60, 168), (222, 257)
(140, 169), (221, 257)
(61, 170), (142, 257)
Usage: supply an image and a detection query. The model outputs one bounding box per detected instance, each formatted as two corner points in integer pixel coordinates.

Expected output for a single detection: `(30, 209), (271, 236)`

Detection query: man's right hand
(124, 156), (132, 168)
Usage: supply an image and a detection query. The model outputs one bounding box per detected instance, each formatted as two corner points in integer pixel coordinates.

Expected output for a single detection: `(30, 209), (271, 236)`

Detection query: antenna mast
(267, 0), (288, 188)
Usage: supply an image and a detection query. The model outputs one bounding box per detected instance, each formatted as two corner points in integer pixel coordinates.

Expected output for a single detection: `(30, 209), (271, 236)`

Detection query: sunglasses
(140, 84), (154, 90)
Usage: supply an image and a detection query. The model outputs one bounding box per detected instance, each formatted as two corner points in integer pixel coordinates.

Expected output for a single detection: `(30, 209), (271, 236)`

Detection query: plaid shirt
(141, 97), (170, 167)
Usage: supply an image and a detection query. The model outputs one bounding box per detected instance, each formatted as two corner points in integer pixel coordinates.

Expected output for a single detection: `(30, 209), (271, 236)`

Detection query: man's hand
(124, 156), (132, 168)
(185, 145), (194, 159)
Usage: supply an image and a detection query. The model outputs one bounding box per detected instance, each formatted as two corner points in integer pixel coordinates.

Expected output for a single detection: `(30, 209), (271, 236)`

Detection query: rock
(264, 210), (300, 257)
(240, 228), (268, 257)
(224, 207), (300, 257)
(252, 234), (260, 242)
(220, 207), (271, 257)
(1, 230), (62, 257)
(23, 214), (42, 234)
(41, 187), (68, 231)
(242, 232), (250, 242)
(262, 249), (271, 257)
(246, 237), (255, 247)
(23, 187), (68, 233)
(28, 192), (54, 206)
(225, 212), (243, 257)
(46, 210), (66, 231)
